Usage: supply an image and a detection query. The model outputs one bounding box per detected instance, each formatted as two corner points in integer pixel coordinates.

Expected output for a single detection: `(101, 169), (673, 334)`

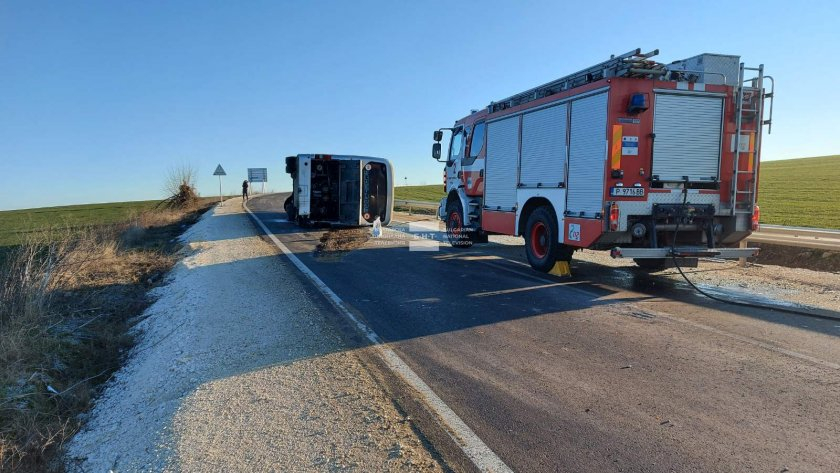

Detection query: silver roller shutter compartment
(519, 103), (567, 187)
(567, 92), (608, 217)
(653, 94), (723, 181)
(484, 115), (520, 211)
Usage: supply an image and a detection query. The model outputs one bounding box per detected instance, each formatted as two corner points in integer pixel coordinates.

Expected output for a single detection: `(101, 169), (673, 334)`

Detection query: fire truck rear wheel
(283, 195), (297, 221)
(445, 200), (473, 248)
(524, 206), (560, 272)
(557, 244), (574, 262)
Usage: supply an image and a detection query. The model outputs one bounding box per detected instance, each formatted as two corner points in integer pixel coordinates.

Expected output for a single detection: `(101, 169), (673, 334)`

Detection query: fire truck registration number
(610, 187), (645, 197)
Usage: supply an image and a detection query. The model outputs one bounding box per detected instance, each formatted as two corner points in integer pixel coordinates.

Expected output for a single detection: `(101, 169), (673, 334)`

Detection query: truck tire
(557, 243), (575, 262)
(445, 199), (473, 248)
(283, 195), (297, 221)
(633, 258), (667, 271)
(285, 156), (297, 174)
(524, 206), (560, 272)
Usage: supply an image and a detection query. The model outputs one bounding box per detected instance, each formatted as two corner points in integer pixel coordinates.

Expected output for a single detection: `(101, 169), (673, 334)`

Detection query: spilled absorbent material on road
(314, 227), (371, 260)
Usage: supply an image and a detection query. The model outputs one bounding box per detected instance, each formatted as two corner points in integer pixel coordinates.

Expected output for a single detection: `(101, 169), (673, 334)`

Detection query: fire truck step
(671, 250), (721, 257)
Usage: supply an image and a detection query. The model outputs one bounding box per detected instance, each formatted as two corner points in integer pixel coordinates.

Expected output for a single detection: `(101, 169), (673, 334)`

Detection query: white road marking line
(244, 202), (512, 473)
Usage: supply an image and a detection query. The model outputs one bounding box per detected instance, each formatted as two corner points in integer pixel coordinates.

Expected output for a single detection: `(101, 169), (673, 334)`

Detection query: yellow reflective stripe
(748, 133), (755, 172)
(611, 125), (623, 170)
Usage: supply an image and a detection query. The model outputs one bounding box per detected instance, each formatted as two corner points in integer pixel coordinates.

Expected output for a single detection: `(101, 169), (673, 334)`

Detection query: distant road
(394, 199), (438, 207)
(749, 224), (840, 250)
(248, 193), (840, 473)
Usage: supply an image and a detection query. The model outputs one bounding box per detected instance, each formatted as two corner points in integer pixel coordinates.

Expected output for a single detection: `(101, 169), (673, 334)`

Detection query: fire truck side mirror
(432, 143), (442, 160)
(433, 130), (443, 142)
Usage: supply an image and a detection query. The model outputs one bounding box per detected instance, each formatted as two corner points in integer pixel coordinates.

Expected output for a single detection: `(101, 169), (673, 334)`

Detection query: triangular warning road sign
(213, 164), (227, 176)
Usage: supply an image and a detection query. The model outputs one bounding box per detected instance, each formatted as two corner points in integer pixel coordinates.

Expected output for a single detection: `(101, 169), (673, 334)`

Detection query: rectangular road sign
(248, 168), (268, 183)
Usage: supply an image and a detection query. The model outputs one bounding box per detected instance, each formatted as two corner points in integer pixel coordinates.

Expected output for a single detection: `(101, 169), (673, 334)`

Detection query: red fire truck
(432, 48), (773, 272)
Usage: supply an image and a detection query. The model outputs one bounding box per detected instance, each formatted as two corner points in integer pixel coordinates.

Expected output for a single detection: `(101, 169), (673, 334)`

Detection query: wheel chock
(549, 261), (572, 277)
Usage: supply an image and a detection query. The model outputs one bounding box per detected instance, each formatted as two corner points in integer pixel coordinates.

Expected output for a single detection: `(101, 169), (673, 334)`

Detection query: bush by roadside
(0, 199), (214, 472)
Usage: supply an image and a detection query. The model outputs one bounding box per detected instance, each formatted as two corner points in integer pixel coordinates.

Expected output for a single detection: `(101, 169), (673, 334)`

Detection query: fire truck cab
(432, 49), (773, 272)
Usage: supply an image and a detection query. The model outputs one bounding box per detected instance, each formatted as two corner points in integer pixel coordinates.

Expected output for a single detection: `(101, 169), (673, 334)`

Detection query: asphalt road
(248, 193), (840, 472)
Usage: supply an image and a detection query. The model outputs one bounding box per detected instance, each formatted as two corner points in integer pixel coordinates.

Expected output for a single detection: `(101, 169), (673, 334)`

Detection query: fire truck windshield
(448, 130), (464, 164)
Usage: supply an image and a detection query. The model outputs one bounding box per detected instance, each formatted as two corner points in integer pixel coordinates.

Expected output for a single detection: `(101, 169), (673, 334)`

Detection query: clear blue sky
(1, 0), (838, 210)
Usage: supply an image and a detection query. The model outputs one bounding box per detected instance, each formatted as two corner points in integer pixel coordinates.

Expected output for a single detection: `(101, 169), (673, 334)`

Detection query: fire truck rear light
(609, 203), (620, 231)
(751, 205), (760, 231)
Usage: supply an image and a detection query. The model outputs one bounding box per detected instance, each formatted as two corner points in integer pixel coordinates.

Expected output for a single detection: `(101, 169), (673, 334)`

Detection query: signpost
(213, 164), (226, 203)
(247, 168), (268, 194)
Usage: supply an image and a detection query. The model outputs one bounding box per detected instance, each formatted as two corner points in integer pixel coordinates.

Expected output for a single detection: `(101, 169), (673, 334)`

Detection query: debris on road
(315, 227), (371, 260)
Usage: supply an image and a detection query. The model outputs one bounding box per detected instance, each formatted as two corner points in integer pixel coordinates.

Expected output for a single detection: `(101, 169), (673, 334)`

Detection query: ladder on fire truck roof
(487, 48), (666, 114)
(731, 63), (774, 215)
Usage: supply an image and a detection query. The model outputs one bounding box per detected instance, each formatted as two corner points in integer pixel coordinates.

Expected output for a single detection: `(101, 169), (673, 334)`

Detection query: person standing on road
(242, 180), (249, 202)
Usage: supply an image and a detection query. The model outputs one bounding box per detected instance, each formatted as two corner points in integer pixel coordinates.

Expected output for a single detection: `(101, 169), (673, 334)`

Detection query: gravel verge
(571, 248), (840, 313)
(65, 199), (443, 472)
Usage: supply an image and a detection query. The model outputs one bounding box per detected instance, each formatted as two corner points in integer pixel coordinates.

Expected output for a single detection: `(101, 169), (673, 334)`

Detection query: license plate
(610, 187), (645, 197)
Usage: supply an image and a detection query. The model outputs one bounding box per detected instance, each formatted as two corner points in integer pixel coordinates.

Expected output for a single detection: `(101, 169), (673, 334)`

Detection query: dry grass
(0, 201), (212, 472)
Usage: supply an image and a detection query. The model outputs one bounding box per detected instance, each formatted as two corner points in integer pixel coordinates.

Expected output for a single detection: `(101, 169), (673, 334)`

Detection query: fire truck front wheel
(524, 206), (561, 272)
(445, 200), (473, 248)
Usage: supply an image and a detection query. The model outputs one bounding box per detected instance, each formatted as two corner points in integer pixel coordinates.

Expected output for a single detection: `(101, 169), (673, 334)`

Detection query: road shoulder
(65, 198), (445, 472)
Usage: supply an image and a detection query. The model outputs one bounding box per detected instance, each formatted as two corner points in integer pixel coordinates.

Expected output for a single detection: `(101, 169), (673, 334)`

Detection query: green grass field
(758, 155), (840, 229)
(0, 200), (161, 248)
(394, 184), (446, 203)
